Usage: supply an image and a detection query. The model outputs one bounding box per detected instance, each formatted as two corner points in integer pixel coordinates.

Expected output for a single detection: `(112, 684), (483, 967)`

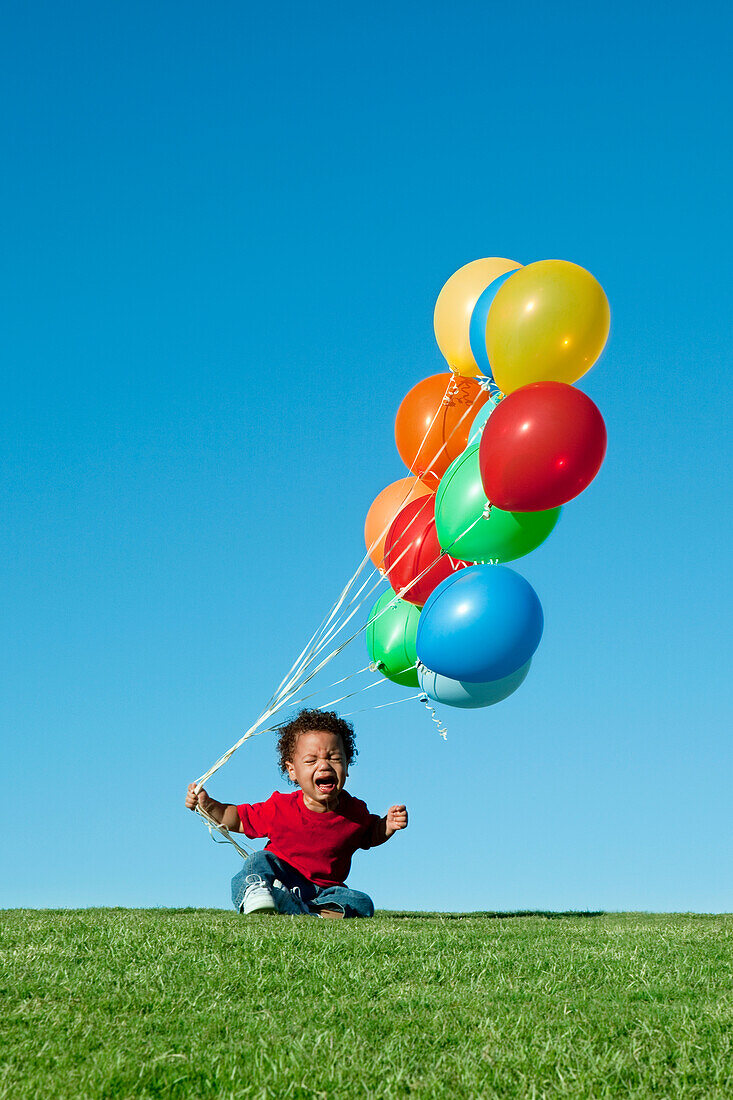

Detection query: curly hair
(276, 708), (357, 782)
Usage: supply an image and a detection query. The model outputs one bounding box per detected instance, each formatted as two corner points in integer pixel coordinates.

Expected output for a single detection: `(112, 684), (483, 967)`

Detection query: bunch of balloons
(365, 257), (609, 713)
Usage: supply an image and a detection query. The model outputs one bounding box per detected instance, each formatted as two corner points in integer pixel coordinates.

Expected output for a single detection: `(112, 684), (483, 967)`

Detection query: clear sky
(2, 0), (731, 912)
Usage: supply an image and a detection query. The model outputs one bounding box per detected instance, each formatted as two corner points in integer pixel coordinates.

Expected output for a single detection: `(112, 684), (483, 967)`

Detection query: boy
(185, 708), (408, 918)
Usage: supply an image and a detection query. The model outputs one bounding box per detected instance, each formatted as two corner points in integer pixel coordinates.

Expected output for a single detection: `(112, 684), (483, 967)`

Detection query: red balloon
(479, 382), (607, 511)
(383, 496), (465, 607)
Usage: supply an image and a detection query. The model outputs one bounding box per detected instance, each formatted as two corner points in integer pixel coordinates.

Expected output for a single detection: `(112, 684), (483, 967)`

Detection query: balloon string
(340, 694), (422, 718)
(265, 527), (415, 715)
(286, 479), (490, 690)
(418, 693), (449, 740)
(194, 671), (387, 792)
(319, 676), (387, 711)
(195, 803), (254, 857)
(195, 500), (496, 791)
(220, 510), (494, 780)
(324, 373), (481, 610)
(270, 374), (487, 700)
(411, 371), (462, 476)
(266, 530), (422, 715)
(266, 664), (375, 714)
(196, 544), (455, 790)
(269, 508), (432, 714)
(193, 375), (491, 837)
(323, 372), (485, 617)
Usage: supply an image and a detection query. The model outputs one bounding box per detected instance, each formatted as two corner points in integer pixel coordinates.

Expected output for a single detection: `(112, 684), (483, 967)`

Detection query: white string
(193, 373), (494, 852)
(319, 676), (387, 710)
(261, 377), (487, 713)
(268, 664), (375, 713)
(195, 803), (254, 858)
(248, 490), (439, 744)
(265, 489), (437, 713)
(273, 374), (497, 711)
(340, 694), (422, 717)
(264, 513), (432, 713)
(195, 506), (491, 792)
(261, 485), (465, 724)
(418, 694), (449, 740)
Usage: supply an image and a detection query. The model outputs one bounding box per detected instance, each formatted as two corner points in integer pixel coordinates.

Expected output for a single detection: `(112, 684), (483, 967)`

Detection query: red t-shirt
(236, 789), (381, 887)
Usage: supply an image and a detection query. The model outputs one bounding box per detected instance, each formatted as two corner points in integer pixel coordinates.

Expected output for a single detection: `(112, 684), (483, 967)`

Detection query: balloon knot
(443, 373), (461, 406)
(482, 501), (493, 519)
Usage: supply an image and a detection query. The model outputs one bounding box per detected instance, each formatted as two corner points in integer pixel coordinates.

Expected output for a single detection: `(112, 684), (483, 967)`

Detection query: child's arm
(369, 804), (408, 846)
(185, 783), (244, 833)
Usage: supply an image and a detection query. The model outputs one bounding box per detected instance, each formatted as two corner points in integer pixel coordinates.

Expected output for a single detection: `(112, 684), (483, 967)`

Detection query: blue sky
(2, 0), (731, 912)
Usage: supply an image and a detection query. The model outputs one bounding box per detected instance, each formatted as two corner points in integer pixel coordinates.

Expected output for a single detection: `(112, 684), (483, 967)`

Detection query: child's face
(285, 729), (347, 809)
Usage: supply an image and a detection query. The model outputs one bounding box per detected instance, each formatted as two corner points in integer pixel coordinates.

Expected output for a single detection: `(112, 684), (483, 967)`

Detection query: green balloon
(435, 445), (561, 563)
(366, 589), (420, 688)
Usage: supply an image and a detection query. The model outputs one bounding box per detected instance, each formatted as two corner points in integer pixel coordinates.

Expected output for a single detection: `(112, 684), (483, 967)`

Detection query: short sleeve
(237, 794), (278, 839)
(350, 797), (382, 850)
(358, 814), (383, 849)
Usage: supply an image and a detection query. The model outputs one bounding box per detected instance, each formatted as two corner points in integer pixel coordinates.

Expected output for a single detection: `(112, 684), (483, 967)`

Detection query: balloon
(466, 395), (499, 446)
(383, 495), (465, 607)
(364, 477), (434, 571)
(479, 381), (607, 511)
(394, 372), (490, 490)
(434, 258), (522, 377)
(468, 270), (519, 378)
(484, 259), (610, 393)
(435, 445), (560, 563)
(416, 565), (543, 682)
(418, 659), (531, 709)
(366, 589), (420, 688)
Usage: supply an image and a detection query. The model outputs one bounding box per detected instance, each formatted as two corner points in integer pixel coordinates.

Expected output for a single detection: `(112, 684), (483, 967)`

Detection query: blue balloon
(467, 395), (498, 445)
(469, 269), (519, 378)
(418, 659), (531, 709)
(416, 565), (543, 682)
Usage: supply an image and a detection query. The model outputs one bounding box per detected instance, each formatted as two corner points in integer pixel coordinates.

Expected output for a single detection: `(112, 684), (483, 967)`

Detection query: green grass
(2, 910), (732, 1098)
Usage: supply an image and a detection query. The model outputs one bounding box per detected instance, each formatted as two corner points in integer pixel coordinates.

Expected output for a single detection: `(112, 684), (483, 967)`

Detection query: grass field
(2, 910), (732, 1098)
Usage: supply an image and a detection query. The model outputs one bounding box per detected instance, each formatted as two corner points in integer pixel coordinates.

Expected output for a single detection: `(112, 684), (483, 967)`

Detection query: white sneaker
(241, 876), (276, 915)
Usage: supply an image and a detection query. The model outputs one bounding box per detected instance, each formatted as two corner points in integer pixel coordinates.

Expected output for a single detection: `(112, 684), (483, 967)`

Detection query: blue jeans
(231, 850), (374, 918)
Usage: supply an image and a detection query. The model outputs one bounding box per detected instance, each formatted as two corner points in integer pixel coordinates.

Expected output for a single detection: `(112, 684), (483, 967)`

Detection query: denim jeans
(231, 850), (374, 918)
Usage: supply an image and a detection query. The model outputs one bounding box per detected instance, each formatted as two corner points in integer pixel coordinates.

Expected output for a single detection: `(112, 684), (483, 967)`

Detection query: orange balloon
(395, 373), (489, 490)
(364, 477), (434, 571)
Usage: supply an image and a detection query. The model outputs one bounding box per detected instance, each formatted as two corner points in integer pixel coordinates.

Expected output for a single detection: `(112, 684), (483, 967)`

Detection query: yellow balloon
(434, 257), (522, 378)
(485, 259), (610, 393)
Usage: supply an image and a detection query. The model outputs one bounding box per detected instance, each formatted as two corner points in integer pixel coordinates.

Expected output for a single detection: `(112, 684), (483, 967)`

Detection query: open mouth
(315, 775), (337, 794)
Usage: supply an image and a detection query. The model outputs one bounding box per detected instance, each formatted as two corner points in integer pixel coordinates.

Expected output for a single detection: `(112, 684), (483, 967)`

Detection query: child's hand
(184, 787), (240, 831)
(185, 782), (206, 811)
(386, 804), (408, 835)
